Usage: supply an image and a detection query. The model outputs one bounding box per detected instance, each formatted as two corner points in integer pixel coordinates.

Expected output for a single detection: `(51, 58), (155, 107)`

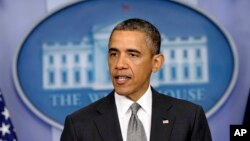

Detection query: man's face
(108, 30), (162, 101)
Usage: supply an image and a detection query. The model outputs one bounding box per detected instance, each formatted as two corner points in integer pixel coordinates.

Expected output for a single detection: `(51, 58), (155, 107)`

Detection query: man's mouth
(114, 76), (131, 85)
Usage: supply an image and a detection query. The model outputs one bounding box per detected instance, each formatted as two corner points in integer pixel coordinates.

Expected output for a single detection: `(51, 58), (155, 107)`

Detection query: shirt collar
(137, 86), (152, 116)
(115, 85), (152, 116)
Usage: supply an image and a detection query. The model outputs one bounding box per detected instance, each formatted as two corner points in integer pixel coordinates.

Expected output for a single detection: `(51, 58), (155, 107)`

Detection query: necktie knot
(130, 103), (141, 115)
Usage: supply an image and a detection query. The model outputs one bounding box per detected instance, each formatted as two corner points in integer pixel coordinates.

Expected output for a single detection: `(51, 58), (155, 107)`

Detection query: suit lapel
(150, 89), (175, 141)
(94, 92), (123, 141)
(93, 89), (175, 141)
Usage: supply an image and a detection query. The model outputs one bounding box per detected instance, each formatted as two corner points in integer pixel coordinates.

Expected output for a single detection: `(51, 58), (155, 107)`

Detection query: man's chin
(115, 91), (129, 97)
(114, 88), (130, 96)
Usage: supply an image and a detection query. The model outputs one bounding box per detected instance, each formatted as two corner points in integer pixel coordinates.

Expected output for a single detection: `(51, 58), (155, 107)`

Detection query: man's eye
(109, 52), (117, 56)
(130, 53), (138, 57)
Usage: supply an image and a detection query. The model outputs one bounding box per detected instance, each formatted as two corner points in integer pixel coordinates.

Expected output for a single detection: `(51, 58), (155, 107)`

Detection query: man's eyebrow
(108, 48), (118, 52)
(108, 48), (141, 54)
(127, 48), (141, 54)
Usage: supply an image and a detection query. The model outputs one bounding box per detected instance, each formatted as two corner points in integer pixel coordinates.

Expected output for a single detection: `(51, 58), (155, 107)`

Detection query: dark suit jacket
(60, 88), (212, 141)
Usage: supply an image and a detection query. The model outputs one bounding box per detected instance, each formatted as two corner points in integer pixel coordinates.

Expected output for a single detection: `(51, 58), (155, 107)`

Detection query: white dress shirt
(115, 85), (152, 141)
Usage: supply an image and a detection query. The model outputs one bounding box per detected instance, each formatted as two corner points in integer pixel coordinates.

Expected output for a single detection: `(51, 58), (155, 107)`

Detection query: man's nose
(115, 55), (128, 69)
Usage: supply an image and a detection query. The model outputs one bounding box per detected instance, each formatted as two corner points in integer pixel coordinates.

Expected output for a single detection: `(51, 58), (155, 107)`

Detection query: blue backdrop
(0, 0), (250, 141)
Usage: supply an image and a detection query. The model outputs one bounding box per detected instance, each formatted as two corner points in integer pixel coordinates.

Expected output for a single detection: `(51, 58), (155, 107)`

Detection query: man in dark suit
(60, 18), (212, 141)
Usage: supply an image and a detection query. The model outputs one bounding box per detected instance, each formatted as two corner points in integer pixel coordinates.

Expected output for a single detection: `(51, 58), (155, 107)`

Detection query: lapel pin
(163, 120), (169, 124)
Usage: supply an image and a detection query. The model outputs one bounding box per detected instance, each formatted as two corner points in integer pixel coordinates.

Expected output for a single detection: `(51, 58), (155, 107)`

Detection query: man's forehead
(109, 30), (147, 45)
(111, 30), (146, 37)
(108, 30), (153, 53)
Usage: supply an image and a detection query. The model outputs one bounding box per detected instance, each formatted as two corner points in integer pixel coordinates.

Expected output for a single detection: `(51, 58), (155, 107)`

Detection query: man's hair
(109, 18), (161, 54)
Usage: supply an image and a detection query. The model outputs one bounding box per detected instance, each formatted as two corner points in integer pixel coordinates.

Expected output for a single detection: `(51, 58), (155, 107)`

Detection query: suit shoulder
(156, 93), (203, 111)
(68, 93), (112, 120)
(156, 93), (206, 122)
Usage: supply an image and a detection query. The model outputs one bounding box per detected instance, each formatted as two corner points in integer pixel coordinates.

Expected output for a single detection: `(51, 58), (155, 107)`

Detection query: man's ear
(152, 54), (164, 73)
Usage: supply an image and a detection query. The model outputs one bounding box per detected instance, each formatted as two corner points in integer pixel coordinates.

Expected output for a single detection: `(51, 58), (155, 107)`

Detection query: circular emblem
(13, 0), (238, 129)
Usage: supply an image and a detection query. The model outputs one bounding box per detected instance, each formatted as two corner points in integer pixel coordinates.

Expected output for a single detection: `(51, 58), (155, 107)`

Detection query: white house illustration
(42, 23), (209, 90)
(152, 35), (209, 86)
(91, 23), (116, 89)
(42, 37), (93, 90)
